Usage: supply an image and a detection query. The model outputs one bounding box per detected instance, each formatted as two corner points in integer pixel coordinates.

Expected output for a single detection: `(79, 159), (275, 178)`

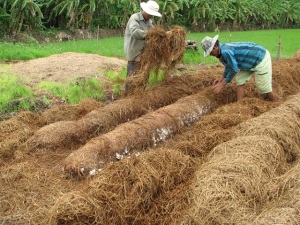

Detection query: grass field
(0, 29), (299, 64)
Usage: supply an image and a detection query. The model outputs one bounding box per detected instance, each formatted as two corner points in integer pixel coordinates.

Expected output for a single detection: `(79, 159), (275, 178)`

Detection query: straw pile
(0, 111), (42, 162)
(126, 26), (186, 92)
(172, 98), (274, 158)
(182, 93), (300, 224)
(190, 135), (289, 224)
(1, 52), (300, 225)
(48, 149), (194, 224)
(62, 88), (237, 175)
(252, 163), (300, 224)
(26, 73), (219, 150)
(237, 94), (300, 161)
(40, 98), (103, 124)
(272, 56), (300, 98)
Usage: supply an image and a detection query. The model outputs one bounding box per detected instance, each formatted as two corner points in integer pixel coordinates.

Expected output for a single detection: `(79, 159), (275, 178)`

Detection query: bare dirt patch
(4, 52), (127, 87)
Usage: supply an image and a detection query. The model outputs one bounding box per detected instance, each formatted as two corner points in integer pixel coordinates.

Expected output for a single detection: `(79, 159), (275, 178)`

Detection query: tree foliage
(0, 0), (299, 34)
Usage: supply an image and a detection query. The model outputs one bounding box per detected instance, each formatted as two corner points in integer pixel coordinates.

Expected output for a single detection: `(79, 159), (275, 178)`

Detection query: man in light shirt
(124, 0), (161, 94)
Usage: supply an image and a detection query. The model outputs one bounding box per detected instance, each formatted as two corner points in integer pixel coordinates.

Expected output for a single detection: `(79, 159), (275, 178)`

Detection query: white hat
(201, 35), (219, 57)
(140, 1), (162, 17)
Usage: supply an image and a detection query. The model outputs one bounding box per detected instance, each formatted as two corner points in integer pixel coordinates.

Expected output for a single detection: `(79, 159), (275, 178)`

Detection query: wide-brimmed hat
(140, 1), (162, 17)
(201, 35), (219, 57)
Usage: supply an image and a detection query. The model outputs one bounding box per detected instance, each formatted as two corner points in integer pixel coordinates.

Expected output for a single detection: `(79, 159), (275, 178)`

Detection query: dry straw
(40, 98), (102, 124)
(26, 74), (215, 151)
(237, 94), (300, 162)
(0, 111), (41, 162)
(1, 46), (300, 225)
(62, 89), (235, 175)
(48, 149), (194, 224)
(184, 93), (300, 224)
(126, 26), (186, 92)
(187, 135), (289, 224)
(252, 163), (300, 224)
(272, 57), (300, 98)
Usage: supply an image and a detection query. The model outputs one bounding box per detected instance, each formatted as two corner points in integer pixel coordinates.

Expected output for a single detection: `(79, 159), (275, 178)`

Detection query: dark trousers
(125, 61), (138, 94)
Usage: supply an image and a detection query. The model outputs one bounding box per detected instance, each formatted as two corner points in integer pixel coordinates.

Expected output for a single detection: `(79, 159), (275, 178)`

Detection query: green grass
(104, 67), (127, 95)
(37, 78), (105, 104)
(0, 37), (125, 62)
(0, 29), (298, 63)
(0, 74), (35, 113)
(186, 29), (300, 62)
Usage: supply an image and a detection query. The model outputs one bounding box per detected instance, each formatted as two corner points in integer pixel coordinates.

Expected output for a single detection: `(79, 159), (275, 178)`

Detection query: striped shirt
(124, 12), (153, 61)
(219, 42), (266, 83)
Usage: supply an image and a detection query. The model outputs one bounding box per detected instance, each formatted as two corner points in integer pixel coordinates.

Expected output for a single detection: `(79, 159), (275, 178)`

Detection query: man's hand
(213, 77), (223, 86)
(213, 79), (226, 94)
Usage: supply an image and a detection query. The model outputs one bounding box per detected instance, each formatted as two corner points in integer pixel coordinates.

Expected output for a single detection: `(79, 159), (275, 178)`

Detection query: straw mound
(237, 94), (300, 161)
(188, 135), (289, 224)
(253, 164), (300, 224)
(62, 89), (236, 175)
(183, 94), (300, 224)
(26, 121), (85, 150)
(6, 52), (127, 87)
(0, 111), (42, 162)
(272, 57), (300, 98)
(172, 98), (274, 158)
(48, 149), (194, 224)
(40, 98), (103, 124)
(26, 73), (218, 151)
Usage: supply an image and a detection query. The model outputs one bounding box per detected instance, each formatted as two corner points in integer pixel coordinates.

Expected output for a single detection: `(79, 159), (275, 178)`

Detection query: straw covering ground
(0, 28), (300, 224)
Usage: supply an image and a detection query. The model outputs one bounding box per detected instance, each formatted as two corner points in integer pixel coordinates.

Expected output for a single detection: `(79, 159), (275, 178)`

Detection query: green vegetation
(37, 78), (104, 104)
(0, 0), (299, 34)
(148, 70), (165, 87)
(0, 37), (125, 62)
(104, 68), (127, 96)
(0, 29), (299, 64)
(0, 74), (35, 113)
(186, 29), (300, 60)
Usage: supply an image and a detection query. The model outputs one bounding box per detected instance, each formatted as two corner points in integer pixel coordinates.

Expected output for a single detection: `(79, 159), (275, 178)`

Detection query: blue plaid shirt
(219, 42), (266, 83)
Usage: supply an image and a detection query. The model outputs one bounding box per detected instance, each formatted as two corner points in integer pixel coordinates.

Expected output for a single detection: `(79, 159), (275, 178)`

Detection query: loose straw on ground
(48, 149), (194, 225)
(26, 74), (215, 150)
(183, 93), (300, 224)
